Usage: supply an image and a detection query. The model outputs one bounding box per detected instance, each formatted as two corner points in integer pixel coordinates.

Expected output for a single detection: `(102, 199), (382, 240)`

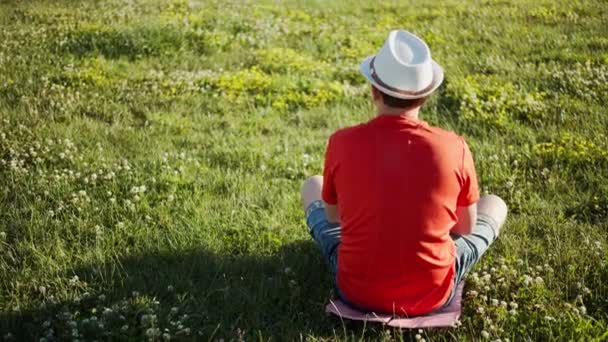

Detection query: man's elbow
(324, 203), (340, 224)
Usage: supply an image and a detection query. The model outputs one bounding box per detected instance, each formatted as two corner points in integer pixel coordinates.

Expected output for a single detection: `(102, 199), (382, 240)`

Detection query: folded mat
(325, 282), (464, 328)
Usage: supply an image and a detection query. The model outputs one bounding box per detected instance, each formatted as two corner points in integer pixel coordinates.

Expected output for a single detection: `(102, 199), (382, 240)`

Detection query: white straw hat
(360, 30), (444, 99)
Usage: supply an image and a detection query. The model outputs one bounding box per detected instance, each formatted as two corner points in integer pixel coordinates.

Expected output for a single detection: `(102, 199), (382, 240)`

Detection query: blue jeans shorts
(305, 200), (499, 311)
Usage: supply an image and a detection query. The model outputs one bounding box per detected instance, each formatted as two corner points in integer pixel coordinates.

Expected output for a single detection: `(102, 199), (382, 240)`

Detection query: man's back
(322, 114), (479, 315)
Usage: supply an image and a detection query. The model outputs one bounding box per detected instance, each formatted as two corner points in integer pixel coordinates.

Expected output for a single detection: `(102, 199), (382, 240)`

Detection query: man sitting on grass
(301, 30), (508, 316)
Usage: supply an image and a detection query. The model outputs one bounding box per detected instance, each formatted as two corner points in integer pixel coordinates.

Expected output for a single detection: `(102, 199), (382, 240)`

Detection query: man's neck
(376, 105), (420, 120)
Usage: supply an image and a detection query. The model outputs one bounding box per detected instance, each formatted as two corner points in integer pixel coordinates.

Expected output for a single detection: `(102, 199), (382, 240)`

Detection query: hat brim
(359, 55), (444, 100)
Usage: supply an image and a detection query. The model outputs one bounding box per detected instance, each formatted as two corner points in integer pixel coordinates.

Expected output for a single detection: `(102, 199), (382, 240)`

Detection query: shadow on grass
(1, 240), (387, 340)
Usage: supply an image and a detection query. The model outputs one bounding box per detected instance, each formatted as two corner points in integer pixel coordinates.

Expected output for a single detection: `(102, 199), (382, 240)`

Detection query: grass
(0, 0), (607, 340)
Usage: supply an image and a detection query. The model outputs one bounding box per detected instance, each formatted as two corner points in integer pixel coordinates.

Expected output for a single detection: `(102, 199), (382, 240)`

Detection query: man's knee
(478, 194), (508, 232)
(301, 175), (323, 194)
(301, 175), (323, 209)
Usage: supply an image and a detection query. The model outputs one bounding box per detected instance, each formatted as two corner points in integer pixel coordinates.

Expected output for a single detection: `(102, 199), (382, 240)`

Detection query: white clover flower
(509, 302), (518, 309)
(42, 320), (51, 328)
(491, 299), (499, 306)
(535, 276), (544, 285)
(476, 306), (484, 314)
(509, 309), (517, 316)
(580, 306), (587, 314)
(121, 325), (129, 332)
(0, 232), (6, 240)
(167, 285), (175, 292)
(481, 330), (490, 339)
(500, 301), (507, 308)
(168, 195), (175, 202)
(415, 334), (422, 340)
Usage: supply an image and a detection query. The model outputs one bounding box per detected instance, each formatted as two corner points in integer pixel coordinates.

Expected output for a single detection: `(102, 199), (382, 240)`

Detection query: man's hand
(324, 203), (340, 224)
(451, 203), (477, 235)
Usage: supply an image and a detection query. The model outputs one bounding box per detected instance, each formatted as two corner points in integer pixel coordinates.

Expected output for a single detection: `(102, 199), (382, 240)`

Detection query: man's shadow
(1, 240), (379, 340)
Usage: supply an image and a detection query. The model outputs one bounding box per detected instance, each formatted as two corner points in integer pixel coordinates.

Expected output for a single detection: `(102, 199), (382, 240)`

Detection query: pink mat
(325, 282), (464, 328)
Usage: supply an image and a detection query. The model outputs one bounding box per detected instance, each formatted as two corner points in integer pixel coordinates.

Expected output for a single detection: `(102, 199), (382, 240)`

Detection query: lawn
(0, 0), (607, 340)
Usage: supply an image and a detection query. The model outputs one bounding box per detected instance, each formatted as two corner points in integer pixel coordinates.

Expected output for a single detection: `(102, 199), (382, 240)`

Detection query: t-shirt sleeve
(322, 136), (338, 205)
(457, 138), (480, 206)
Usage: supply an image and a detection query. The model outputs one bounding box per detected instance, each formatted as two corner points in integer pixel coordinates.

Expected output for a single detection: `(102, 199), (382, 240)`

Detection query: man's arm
(451, 203), (477, 235)
(324, 203), (340, 224)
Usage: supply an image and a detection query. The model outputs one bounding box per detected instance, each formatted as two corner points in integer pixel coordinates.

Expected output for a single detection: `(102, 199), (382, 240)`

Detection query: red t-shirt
(322, 114), (479, 316)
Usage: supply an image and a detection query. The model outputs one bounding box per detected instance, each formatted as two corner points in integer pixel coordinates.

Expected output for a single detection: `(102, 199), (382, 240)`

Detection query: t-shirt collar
(369, 114), (427, 128)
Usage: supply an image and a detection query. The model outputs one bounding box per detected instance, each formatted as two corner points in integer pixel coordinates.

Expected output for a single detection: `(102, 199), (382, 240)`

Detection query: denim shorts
(305, 200), (499, 312)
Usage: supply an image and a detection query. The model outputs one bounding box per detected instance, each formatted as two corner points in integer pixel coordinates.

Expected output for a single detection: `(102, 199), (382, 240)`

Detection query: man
(300, 30), (508, 316)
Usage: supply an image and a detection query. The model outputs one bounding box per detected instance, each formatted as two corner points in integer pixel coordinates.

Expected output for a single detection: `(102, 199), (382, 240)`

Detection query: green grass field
(1, 0), (607, 340)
